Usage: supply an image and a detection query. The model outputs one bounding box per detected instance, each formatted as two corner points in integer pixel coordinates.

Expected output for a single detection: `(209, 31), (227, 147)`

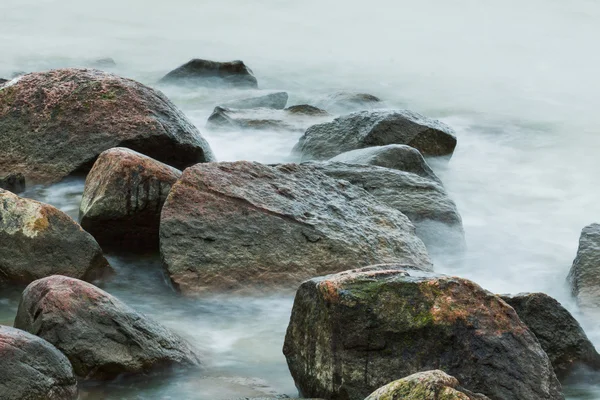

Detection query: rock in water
(206, 106), (330, 132)
(317, 91), (382, 113)
(223, 92), (288, 109)
(0, 172), (26, 193)
(14, 275), (201, 380)
(0, 68), (214, 183)
(329, 144), (438, 181)
(568, 223), (600, 312)
(0, 325), (78, 400)
(501, 292), (600, 379)
(160, 59), (258, 88)
(283, 266), (563, 400)
(293, 110), (457, 161)
(308, 162), (464, 253)
(365, 370), (490, 400)
(0, 189), (110, 284)
(80, 147), (181, 251)
(159, 161), (431, 294)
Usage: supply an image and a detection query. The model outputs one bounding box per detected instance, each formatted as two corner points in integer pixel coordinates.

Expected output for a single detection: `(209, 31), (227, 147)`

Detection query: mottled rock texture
(0, 172), (26, 193)
(80, 147), (181, 251)
(317, 91), (382, 113)
(14, 275), (201, 380)
(223, 92), (288, 110)
(293, 110), (457, 162)
(568, 223), (600, 312)
(0, 68), (214, 183)
(364, 370), (490, 400)
(159, 161), (431, 295)
(0, 189), (110, 284)
(283, 266), (563, 400)
(0, 325), (78, 400)
(501, 292), (600, 379)
(160, 59), (258, 88)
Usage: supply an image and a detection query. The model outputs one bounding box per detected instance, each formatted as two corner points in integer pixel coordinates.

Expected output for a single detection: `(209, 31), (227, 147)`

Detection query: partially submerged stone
(317, 91), (382, 113)
(365, 370), (490, 400)
(160, 161), (431, 294)
(222, 92), (288, 110)
(14, 275), (201, 380)
(206, 106), (331, 132)
(568, 223), (600, 312)
(0, 189), (110, 284)
(160, 59), (258, 88)
(0, 172), (26, 193)
(0, 325), (78, 400)
(283, 266), (563, 400)
(0, 68), (214, 183)
(293, 110), (457, 162)
(501, 292), (600, 379)
(80, 147), (181, 251)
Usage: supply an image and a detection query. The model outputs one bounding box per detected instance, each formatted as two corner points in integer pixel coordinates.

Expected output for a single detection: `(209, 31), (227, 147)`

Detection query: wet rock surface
(159, 161), (431, 295)
(568, 223), (600, 312)
(0, 68), (214, 183)
(222, 92), (288, 109)
(317, 91), (382, 113)
(14, 275), (201, 380)
(160, 59), (258, 88)
(0, 172), (26, 193)
(283, 265), (563, 400)
(365, 370), (491, 400)
(501, 292), (600, 379)
(0, 189), (110, 284)
(293, 110), (457, 162)
(0, 325), (78, 400)
(80, 147), (181, 251)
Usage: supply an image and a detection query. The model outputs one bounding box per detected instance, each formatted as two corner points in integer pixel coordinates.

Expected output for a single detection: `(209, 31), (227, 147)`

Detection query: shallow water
(2, 0), (600, 398)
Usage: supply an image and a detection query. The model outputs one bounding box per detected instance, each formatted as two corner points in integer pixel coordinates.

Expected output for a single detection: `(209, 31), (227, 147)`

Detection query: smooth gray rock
(293, 110), (457, 162)
(160, 59), (258, 88)
(329, 145), (439, 181)
(568, 223), (600, 312)
(206, 106), (331, 132)
(283, 265), (564, 400)
(308, 162), (464, 253)
(80, 147), (181, 251)
(0, 325), (78, 400)
(223, 92), (288, 110)
(159, 161), (431, 295)
(317, 91), (382, 113)
(501, 292), (600, 379)
(14, 275), (201, 380)
(0, 172), (26, 193)
(0, 189), (111, 284)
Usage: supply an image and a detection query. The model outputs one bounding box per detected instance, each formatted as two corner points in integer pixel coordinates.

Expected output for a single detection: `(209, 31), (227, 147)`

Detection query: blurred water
(2, 0), (600, 398)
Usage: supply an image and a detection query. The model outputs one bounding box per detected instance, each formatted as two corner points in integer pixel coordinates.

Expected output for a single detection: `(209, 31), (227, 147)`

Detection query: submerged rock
(365, 370), (490, 400)
(309, 162), (464, 253)
(0, 78), (7, 85)
(317, 91), (382, 113)
(90, 57), (117, 68)
(0, 172), (26, 193)
(501, 292), (600, 379)
(568, 223), (600, 312)
(223, 92), (288, 109)
(329, 144), (438, 181)
(206, 106), (330, 132)
(0, 325), (78, 400)
(0, 189), (110, 284)
(293, 110), (457, 162)
(80, 147), (181, 252)
(14, 275), (201, 380)
(284, 104), (329, 116)
(160, 59), (258, 88)
(0, 68), (214, 183)
(283, 266), (563, 400)
(159, 161), (431, 295)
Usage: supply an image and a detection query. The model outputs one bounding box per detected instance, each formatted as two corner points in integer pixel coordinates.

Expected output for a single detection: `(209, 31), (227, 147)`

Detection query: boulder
(365, 370), (491, 400)
(568, 223), (600, 312)
(329, 144), (438, 181)
(0, 68), (214, 183)
(317, 91), (382, 113)
(160, 59), (258, 88)
(223, 92), (288, 110)
(0, 189), (110, 284)
(14, 275), (201, 380)
(283, 266), (563, 400)
(206, 106), (330, 132)
(159, 161), (431, 295)
(0, 172), (26, 193)
(285, 104), (330, 116)
(501, 292), (600, 379)
(293, 110), (457, 162)
(79, 147), (181, 251)
(308, 162), (464, 253)
(0, 325), (78, 400)
(0, 78), (7, 85)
